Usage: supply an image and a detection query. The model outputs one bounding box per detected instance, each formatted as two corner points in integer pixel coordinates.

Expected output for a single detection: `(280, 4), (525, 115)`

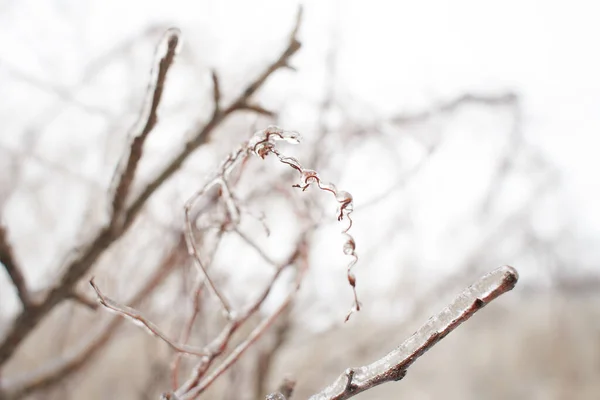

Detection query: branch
(121, 6), (303, 230)
(392, 92), (517, 125)
(306, 266), (518, 400)
(0, 7), (303, 368)
(89, 279), (210, 357)
(176, 241), (308, 400)
(111, 28), (180, 221)
(0, 235), (187, 399)
(211, 70), (221, 118)
(0, 224), (30, 307)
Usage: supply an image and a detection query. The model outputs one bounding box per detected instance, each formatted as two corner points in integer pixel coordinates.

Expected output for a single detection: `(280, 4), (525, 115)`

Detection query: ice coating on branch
(308, 266), (518, 400)
(250, 125), (301, 158)
(266, 394), (286, 400)
(187, 125), (361, 322)
(248, 126), (360, 320)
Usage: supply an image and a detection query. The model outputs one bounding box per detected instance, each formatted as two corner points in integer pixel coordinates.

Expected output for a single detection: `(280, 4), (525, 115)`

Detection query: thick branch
(0, 224), (30, 307)
(306, 266), (519, 400)
(0, 9), (302, 368)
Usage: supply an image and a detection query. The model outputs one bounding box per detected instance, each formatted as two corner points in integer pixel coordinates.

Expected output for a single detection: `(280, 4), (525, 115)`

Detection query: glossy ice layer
(309, 266), (518, 400)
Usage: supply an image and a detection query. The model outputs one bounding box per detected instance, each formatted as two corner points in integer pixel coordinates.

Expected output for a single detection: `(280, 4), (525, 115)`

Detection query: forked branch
(0, 224), (30, 307)
(0, 235), (187, 400)
(0, 6), (303, 369)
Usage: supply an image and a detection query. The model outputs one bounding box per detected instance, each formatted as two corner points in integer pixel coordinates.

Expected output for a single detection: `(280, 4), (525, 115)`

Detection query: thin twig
(211, 70), (221, 118)
(0, 7), (303, 367)
(173, 242), (303, 397)
(89, 279), (210, 357)
(179, 242), (308, 400)
(0, 224), (30, 307)
(171, 228), (225, 389)
(111, 28), (180, 222)
(184, 197), (232, 316)
(0, 236), (187, 399)
(392, 92), (517, 125)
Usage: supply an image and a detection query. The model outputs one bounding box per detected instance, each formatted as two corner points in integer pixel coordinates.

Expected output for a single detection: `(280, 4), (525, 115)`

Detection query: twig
(0, 236), (187, 399)
(111, 28), (180, 222)
(184, 199), (232, 316)
(171, 229), (224, 389)
(172, 241), (303, 397)
(392, 92), (517, 125)
(0, 224), (30, 307)
(306, 266), (518, 400)
(66, 289), (98, 310)
(211, 70), (221, 118)
(0, 7), (303, 367)
(178, 242), (308, 400)
(89, 279), (210, 357)
(254, 307), (292, 399)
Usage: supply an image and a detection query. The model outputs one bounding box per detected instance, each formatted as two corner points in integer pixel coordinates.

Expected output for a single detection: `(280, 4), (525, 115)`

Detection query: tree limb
(111, 29), (180, 222)
(0, 235), (187, 400)
(0, 7), (303, 369)
(303, 266), (518, 400)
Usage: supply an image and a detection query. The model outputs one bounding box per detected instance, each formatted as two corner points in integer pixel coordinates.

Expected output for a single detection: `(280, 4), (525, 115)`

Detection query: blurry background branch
(0, 234), (189, 400)
(0, 224), (30, 308)
(0, 3), (302, 384)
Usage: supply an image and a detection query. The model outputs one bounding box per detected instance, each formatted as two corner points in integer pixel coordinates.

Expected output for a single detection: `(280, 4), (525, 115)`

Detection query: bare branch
(184, 199), (232, 316)
(0, 224), (30, 307)
(0, 236), (186, 399)
(66, 289), (98, 311)
(171, 228), (224, 389)
(306, 266), (519, 400)
(176, 241), (308, 400)
(111, 28), (180, 222)
(89, 278), (210, 357)
(0, 8), (303, 367)
(392, 92), (517, 125)
(254, 307), (292, 399)
(238, 102), (276, 117)
(172, 241), (304, 397)
(211, 70), (221, 117)
(121, 6), (303, 230)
